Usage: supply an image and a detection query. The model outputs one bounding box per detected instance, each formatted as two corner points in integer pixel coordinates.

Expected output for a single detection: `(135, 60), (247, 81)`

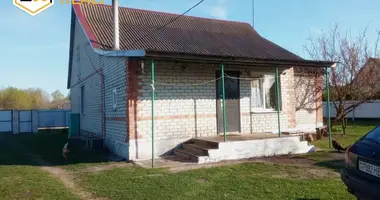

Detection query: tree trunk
(341, 117), (348, 135)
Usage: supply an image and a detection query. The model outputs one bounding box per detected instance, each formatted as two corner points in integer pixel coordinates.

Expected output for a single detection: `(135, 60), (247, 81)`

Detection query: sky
(0, 0), (379, 96)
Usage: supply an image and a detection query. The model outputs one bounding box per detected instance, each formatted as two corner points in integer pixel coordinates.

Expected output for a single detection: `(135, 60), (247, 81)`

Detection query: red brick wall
(315, 75), (324, 124)
(126, 59), (142, 142)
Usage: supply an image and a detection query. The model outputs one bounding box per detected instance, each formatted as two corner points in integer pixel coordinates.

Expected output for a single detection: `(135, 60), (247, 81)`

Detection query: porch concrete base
(129, 137), (192, 161)
(264, 123), (324, 134)
(196, 136), (314, 164)
(105, 138), (129, 160)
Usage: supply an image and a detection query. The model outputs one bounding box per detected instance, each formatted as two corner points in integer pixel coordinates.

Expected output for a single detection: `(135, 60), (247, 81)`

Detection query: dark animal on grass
(332, 140), (348, 153)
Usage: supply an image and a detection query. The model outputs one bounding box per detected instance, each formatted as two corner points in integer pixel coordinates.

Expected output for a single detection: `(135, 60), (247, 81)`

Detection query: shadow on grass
(294, 150), (345, 173)
(314, 159), (345, 173)
(0, 130), (113, 167)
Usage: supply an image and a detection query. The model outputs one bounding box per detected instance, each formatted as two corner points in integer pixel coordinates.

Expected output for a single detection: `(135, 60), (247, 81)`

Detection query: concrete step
(299, 141), (310, 148)
(183, 143), (209, 156)
(187, 138), (219, 149)
(293, 144), (316, 154)
(173, 149), (199, 162)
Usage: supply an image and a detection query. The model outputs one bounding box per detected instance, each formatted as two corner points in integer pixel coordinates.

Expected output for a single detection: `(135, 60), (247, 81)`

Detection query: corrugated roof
(76, 3), (302, 60)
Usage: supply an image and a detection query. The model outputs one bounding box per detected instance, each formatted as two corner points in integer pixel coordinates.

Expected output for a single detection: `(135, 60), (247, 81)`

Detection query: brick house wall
(70, 18), (323, 161)
(70, 17), (102, 137)
(69, 17), (129, 158)
(128, 60), (303, 160)
(294, 74), (324, 127)
(103, 57), (129, 158)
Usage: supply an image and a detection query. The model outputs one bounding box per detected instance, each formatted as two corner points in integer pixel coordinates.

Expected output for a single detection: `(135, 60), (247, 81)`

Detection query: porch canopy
(72, 3), (335, 167)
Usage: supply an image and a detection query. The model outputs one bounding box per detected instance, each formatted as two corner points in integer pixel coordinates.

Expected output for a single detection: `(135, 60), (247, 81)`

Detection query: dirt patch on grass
(165, 157), (316, 173)
(42, 166), (107, 200)
(252, 155), (317, 166)
(28, 153), (107, 200)
(81, 162), (131, 173)
(164, 151), (343, 177)
(270, 166), (339, 179)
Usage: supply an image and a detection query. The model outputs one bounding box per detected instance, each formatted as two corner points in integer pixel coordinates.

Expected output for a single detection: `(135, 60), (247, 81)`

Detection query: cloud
(308, 26), (323, 36)
(208, 0), (229, 19)
(210, 6), (228, 19)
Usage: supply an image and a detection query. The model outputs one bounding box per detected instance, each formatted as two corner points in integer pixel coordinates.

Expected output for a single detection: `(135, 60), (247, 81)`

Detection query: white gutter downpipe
(112, 0), (120, 50)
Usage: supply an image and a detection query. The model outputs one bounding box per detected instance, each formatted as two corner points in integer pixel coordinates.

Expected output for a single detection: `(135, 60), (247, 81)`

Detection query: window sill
(251, 110), (279, 114)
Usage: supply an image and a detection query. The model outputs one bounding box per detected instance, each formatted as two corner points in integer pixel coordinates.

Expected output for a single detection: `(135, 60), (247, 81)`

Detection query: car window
(363, 126), (380, 143)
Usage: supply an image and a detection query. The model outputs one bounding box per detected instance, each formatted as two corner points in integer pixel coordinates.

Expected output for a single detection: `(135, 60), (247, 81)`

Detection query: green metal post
(326, 67), (332, 148)
(151, 59), (155, 168)
(221, 64), (227, 142)
(275, 67), (281, 137)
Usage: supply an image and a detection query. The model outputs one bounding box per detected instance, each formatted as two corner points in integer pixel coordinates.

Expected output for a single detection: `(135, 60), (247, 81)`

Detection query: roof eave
(144, 51), (335, 68)
(93, 48), (146, 57)
(67, 4), (146, 89)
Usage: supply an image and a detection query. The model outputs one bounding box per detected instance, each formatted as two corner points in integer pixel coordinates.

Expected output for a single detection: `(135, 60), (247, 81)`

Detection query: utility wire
(155, 77), (221, 87)
(85, 43), (104, 77)
(102, 0), (205, 56)
(224, 73), (261, 80)
(80, 0), (207, 88)
(129, 0), (205, 46)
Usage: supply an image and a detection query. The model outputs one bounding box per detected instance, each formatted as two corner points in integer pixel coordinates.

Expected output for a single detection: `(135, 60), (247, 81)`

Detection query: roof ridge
(83, 3), (252, 26)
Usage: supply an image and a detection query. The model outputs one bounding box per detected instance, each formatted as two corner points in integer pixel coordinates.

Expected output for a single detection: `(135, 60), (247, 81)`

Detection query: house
(67, 3), (333, 162)
(352, 57), (380, 94)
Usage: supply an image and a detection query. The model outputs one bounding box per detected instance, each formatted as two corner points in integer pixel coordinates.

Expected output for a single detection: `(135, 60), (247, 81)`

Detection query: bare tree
(305, 24), (380, 135)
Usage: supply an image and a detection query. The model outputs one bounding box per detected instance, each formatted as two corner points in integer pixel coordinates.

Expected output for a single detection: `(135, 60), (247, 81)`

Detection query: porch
(172, 133), (315, 164)
(126, 58), (332, 164)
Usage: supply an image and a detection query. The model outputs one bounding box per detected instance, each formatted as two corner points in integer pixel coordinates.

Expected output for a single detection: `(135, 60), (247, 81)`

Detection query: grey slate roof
(78, 3), (302, 60)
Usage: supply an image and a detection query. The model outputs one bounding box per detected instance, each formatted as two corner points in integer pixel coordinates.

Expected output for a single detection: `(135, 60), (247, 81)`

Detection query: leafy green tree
(51, 90), (65, 102)
(0, 87), (30, 110)
(0, 87), (54, 110)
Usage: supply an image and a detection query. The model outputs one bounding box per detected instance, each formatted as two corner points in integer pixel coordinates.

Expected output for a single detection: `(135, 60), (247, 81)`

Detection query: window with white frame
(251, 74), (281, 111)
(112, 89), (118, 111)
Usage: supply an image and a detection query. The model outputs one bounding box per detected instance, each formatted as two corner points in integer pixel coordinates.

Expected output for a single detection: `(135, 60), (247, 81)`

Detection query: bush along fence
(0, 110), (71, 134)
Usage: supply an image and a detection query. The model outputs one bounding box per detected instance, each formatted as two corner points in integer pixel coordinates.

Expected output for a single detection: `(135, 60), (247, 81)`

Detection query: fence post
(325, 67), (332, 149)
(12, 110), (19, 135)
(275, 67), (281, 137)
(151, 59), (155, 168)
(32, 110), (39, 133)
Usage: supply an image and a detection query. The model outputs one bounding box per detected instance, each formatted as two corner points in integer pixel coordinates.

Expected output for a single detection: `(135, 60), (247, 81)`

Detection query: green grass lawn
(312, 120), (377, 149)
(68, 120), (372, 200)
(299, 120), (378, 172)
(0, 134), (79, 200)
(75, 163), (355, 200)
(3, 130), (111, 171)
(0, 120), (376, 200)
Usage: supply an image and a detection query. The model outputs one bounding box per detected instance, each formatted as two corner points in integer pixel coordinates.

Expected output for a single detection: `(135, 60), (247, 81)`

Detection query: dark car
(341, 125), (380, 200)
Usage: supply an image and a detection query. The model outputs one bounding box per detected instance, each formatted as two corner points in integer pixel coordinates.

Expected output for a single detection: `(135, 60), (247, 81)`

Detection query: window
(80, 86), (85, 114)
(112, 89), (118, 111)
(251, 75), (281, 111)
